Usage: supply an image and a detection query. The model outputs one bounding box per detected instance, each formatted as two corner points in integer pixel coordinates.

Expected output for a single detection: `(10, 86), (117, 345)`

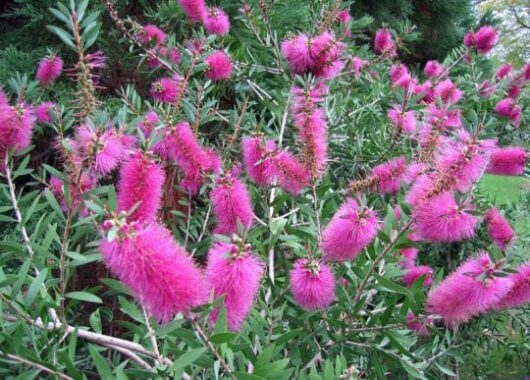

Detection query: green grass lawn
(477, 174), (530, 205)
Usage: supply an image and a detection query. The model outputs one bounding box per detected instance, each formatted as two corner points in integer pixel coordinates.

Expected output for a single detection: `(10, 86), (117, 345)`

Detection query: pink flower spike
(321, 198), (379, 262)
(137, 24), (167, 46)
(374, 28), (396, 57)
(138, 111), (160, 137)
(387, 106), (416, 135)
(309, 32), (345, 79)
(35, 102), (56, 124)
(496, 63), (512, 80)
(271, 149), (310, 195)
(281, 34), (311, 74)
(241, 136), (276, 186)
(486, 146), (526, 176)
(290, 258), (335, 310)
(414, 192), (477, 242)
(407, 312), (432, 336)
(100, 222), (207, 323)
(427, 252), (513, 326)
(146, 46), (181, 69)
(150, 75), (183, 103)
(424, 60), (442, 77)
(372, 156), (406, 195)
(390, 64), (409, 84)
(36, 56), (63, 86)
(0, 104), (36, 152)
(117, 152), (165, 222)
(403, 265), (433, 287)
(474, 26), (498, 54)
(178, 0), (207, 22)
(494, 263), (530, 310)
(434, 79), (463, 104)
(211, 173), (254, 235)
(399, 247), (418, 269)
(477, 80), (496, 97)
(206, 242), (264, 331)
(495, 98), (522, 127)
(205, 50), (233, 80)
(485, 208), (515, 250)
(203, 7), (230, 36)
(351, 56), (368, 77)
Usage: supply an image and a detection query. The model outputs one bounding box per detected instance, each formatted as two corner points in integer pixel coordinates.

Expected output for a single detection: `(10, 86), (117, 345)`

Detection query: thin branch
(0, 351), (74, 380)
(103, 344), (153, 371)
(142, 306), (162, 366)
(191, 204), (211, 257)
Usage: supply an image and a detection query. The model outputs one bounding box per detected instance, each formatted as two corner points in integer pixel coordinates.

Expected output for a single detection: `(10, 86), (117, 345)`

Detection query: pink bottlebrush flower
(414, 192), (477, 242)
(399, 247), (419, 269)
(117, 153), (164, 222)
(507, 84), (520, 98)
(350, 56), (368, 77)
(289, 258), (335, 310)
(523, 63), (530, 81)
(463, 30), (475, 48)
(374, 28), (396, 57)
(405, 173), (436, 206)
(413, 80), (434, 103)
(178, 0), (207, 22)
(434, 79), (463, 104)
(86, 50), (107, 69)
(403, 162), (427, 184)
(424, 60), (442, 77)
(137, 24), (167, 46)
(138, 111), (160, 137)
(205, 50), (232, 80)
(146, 46), (181, 69)
(241, 136), (277, 186)
(309, 32), (345, 79)
(403, 265), (433, 287)
(211, 173), (254, 235)
(206, 241), (264, 331)
(321, 198), (379, 262)
(35, 102), (56, 124)
(390, 64), (409, 84)
(486, 146), (526, 176)
(157, 121), (219, 194)
(336, 10), (351, 25)
(477, 80), (496, 97)
(36, 56), (63, 86)
(292, 106), (328, 176)
(435, 138), (492, 192)
(496, 63), (512, 80)
(372, 156), (406, 195)
(150, 75), (183, 103)
(495, 98), (521, 127)
(494, 263), (530, 309)
(72, 125), (133, 176)
(392, 72), (415, 94)
(427, 104), (462, 130)
(407, 312), (433, 335)
(427, 252), (513, 326)
(203, 7), (230, 36)
(100, 222), (207, 322)
(474, 26), (498, 54)
(281, 34), (311, 74)
(387, 106), (417, 135)
(0, 104), (35, 152)
(290, 83), (328, 115)
(485, 208), (515, 250)
(49, 172), (96, 216)
(271, 149), (310, 195)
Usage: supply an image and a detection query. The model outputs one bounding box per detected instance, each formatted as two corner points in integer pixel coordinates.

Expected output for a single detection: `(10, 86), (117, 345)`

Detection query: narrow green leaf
(25, 268), (47, 307)
(88, 345), (113, 378)
(66, 291), (102, 304)
(170, 347), (206, 372)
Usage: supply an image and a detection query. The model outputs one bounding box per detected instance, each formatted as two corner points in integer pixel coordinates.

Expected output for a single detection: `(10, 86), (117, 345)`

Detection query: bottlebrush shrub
(0, 0), (529, 379)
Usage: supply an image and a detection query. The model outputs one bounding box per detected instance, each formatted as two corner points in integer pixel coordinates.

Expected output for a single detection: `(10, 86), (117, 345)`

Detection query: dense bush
(0, 1), (529, 379)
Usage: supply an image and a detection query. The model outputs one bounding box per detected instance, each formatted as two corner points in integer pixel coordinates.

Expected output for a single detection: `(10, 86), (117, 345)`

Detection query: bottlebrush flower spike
(413, 192), (477, 242)
(477, 80), (496, 97)
(72, 125), (133, 176)
(336, 10), (352, 37)
(178, 0), (207, 22)
(407, 312), (433, 336)
(211, 172), (254, 235)
(0, 103), (35, 152)
(399, 247), (419, 269)
(271, 149), (310, 194)
(309, 32), (345, 79)
(290, 258), (335, 310)
(403, 265), (433, 287)
(35, 102), (56, 124)
(137, 24), (167, 46)
(281, 34), (311, 74)
(427, 104), (462, 130)
(117, 152), (164, 222)
(494, 263), (530, 310)
(241, 136), (276, 186)
(150, 75), (183, 103)
(486, 146), (526, 176)
(495, 98), (521, 127)
(485, 208), (515, 250)
(426, 252), (513, 326)
(100, 221), (207, 322)
(138, 111), (160, 137)
(434, 79), (463, 104)
(321, 198), (379, 262)
(496, 63), (512, 80)
(387, 106), (417, 135)
(206, 241), (264, 331)
(49, 172), (96, 216)
(36, 56), (63, 86)
(405, 173), (436, 206)
(390, 64), (409, 84)
(350, 56), (368, 77)
(374, 28), (396, 57)
(146, 46), (181, 69)
(205, 50), (233, 80)
(372, 156), (406, 194)
(424, 60), (443, 77)
(157, 121), (220, 194)
(203, 7), (230, 36)
(464, 26), (498, 54)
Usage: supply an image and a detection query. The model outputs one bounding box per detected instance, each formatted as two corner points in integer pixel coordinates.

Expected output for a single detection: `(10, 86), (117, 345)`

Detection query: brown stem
(228, 96), (250, 151)
(0, 351), (74, 380)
